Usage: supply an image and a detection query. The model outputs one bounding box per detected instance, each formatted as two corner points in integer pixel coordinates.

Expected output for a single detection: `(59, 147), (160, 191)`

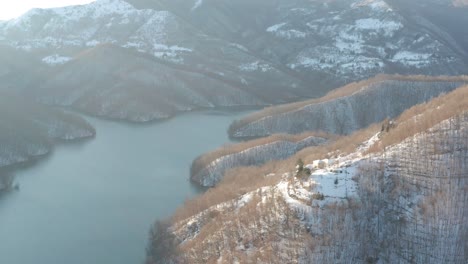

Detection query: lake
(0, 110), (248, 264)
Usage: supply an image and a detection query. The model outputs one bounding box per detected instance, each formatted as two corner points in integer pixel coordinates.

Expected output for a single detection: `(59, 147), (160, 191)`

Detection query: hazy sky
(0, 0), (96, 20)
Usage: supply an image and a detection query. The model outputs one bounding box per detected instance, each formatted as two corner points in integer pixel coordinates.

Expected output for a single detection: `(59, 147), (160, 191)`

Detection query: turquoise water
(0, 110), (247, 264)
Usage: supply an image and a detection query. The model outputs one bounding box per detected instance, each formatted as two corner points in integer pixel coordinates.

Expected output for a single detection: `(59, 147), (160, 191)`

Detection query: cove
(0, 110), (249, 264)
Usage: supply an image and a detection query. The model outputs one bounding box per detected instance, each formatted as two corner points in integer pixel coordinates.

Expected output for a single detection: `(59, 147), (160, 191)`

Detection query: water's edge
(0, 110), (251, 264)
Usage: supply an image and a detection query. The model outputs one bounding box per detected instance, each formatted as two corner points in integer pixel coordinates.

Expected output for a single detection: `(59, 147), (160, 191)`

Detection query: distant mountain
(0, 0), (467, 121)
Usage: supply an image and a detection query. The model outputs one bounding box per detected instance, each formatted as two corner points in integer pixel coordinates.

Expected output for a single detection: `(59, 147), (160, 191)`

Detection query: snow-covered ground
(391, 51), (434, 68)
(238, 61), (273, 72)
(266, 23), (307, 39)
(191, 0), (204, 11)
(42, 54), (73, 66)
(166, 108), (467, 263)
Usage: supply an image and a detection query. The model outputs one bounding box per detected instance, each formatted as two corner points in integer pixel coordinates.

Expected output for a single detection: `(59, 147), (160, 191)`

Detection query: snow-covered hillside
(0, 0), (467, 121)
(0, 0), (184, 57)
(148, 86), (468, 263)
(230, 76), (466, 138)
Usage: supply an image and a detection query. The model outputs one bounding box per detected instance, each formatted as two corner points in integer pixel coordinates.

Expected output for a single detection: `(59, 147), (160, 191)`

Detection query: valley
(0, 0), (466, 263)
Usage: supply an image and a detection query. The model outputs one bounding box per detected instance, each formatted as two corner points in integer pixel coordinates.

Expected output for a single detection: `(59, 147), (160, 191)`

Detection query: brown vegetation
(191, 131), (333, 178)
(150, 84), (468, 264)
(267, 84), (468, 168)
(178, 85), (468, 223)
(174, 189), (308, 263)
(229, 74), (468, 134)
(178, 124), (381, 222)
(366, 85), (468, 154)
(173, 167), (282, 223)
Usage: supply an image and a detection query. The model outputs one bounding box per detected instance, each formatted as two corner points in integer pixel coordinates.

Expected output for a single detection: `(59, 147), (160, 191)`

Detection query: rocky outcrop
(230, 78), (465, 138)
(191, 136), (327, 187)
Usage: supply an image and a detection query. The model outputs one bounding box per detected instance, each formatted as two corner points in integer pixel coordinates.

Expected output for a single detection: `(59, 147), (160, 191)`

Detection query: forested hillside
(229, 75), (467, 138)
(147, 85), (468, 263)
(1, 0), (467, 121)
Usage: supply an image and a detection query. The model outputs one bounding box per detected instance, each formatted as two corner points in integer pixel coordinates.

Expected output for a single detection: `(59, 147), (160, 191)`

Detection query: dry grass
(176, 124), (386, 223)
(173, 167), (282, 223)
(291, 85), (468, 160)
(229, 74), (468, 134)
(191, 131), (334, 177)
(174, 85), (468, 224)
(297, 124), (382, 163)
(176, 124), (377, 222)
(166, 85), (468, 264)
(175, 191), (307, 263)
(366, 85), (468, 154)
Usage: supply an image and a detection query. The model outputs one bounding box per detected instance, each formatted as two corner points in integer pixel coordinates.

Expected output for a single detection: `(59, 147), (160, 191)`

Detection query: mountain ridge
(147, 84), (468, 263)
(1, 0), (467, 122)
(229, 75), (468, 138)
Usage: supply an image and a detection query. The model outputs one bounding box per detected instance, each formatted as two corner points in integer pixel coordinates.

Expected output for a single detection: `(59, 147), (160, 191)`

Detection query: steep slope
(190, 133), (331, 187)
(386, 0), (468, 65)
(0, 0), (307, 121)
(132, 0), (468, 87)
(147, 85), (468, 263)
(229, 75), (467, 138)
(34, 44), (266, 121)
(1, 0), (467, 121)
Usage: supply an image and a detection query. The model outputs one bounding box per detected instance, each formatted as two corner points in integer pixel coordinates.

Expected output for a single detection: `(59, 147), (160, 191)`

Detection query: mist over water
(0, 110), (248, 264)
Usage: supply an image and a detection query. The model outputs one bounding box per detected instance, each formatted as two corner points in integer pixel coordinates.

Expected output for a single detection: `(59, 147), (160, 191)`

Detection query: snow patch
(266, 23), (287, 33)
(86, 40), (100, 47)
(267, 23), (307, 39)
(392, 51), (433, 67)
(191, 0), (203, 11)
(153, 44), (192, 63)
(229, 43), (248, 52)
(53, 0), (135, 19)
(42, 54), (73, 66)
(239, 61), (273, 73)
(355, 18), (402, 36)
(352, 0), (393, 12)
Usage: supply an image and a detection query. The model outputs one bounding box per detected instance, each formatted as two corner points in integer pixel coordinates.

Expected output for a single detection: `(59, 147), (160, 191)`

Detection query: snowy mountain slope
(387, 0), (468, 64)
(0, 93), (95, 168)
(1, 0), (467, 121)
(149, 86), (468, 263)
(33, 44), (267, 122)
(135, 0), (468, 86)
(0, 0), (309, 121)
(229, 76), (467, 138)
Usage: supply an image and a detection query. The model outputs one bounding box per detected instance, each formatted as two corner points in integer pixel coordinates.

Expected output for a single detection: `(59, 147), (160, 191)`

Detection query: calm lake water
(0, 110), (248, 264)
